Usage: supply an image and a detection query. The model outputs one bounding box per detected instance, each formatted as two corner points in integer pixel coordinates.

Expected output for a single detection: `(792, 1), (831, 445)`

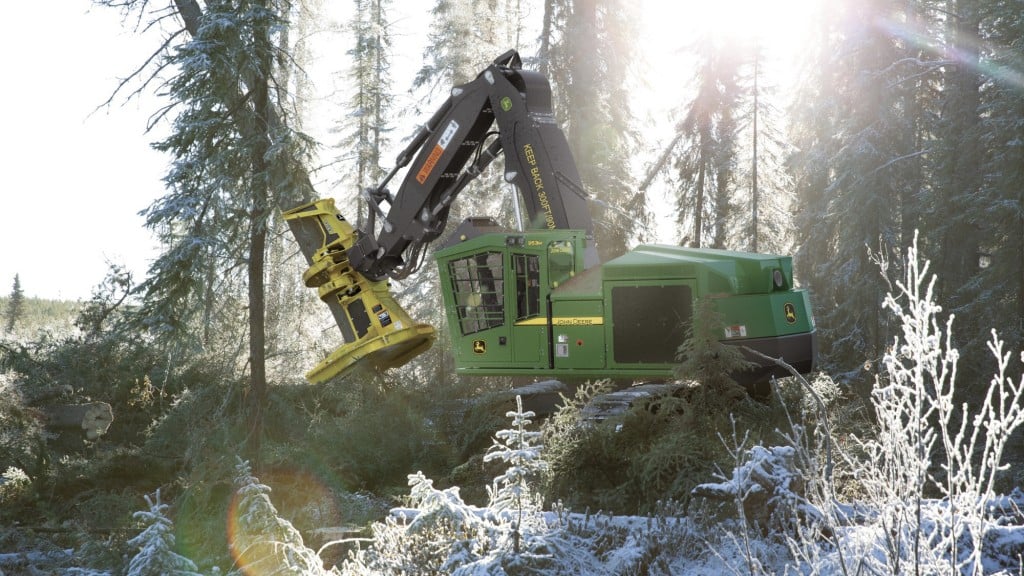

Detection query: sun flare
(643, 0), (816, 62)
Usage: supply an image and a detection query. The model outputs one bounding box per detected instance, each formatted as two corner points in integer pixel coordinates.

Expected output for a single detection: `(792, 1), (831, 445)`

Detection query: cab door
(510, 251), (548, 366)
(445, 250), (513, 366)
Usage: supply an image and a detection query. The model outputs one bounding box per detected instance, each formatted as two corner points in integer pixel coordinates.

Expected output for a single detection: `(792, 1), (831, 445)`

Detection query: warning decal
(416, 119), (460, 184)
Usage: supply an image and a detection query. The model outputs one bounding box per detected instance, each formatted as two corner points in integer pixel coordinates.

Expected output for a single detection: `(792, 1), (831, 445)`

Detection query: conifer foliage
(3, 274), (25, 333)
(544, 0), (644, 258)
(125, 490), (203, 576)
(343, 396), (572, 574)
(338, 0), (393, 223)
(227, 458), (334, 576)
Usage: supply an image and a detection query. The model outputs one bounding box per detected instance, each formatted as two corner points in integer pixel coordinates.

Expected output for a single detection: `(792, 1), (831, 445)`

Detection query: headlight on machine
(772, 268), (786, 290)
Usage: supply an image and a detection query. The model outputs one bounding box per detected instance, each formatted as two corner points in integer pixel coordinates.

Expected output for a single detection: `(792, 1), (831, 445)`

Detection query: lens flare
(226, 466), (341, 575)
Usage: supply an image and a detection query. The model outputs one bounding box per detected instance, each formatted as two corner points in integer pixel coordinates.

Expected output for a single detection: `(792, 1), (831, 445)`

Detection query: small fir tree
(227, 458), (331, 576)
(675, 296), (754, 406)
(483, 395), (548, 553)
(4, 273), (25, 333)
(125, 489), (203, 576)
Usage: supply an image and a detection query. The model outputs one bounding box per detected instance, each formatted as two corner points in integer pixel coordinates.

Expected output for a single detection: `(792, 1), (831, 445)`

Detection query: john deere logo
(473, 340), (487, 354)
(500, 96), (513, 112)
(784, 303), (798, 324)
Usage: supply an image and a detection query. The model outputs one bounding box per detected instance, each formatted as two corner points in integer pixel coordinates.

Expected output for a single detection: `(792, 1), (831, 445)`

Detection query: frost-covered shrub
(226, 458), (335, 576)
(0, 466), (31, 505)
(787, 235), (1024, 575)
(124, 489), (202, 576)
(341, 396), (607, 575)
(693, 442), (818, 536)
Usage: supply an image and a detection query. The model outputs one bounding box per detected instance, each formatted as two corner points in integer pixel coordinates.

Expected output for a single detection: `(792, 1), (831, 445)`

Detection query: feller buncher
(283, 50), (815, 397)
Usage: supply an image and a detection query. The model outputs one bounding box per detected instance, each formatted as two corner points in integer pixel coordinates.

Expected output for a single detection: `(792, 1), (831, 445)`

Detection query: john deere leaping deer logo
(473, 340), (487, 354)
(784, 303), (798, 324)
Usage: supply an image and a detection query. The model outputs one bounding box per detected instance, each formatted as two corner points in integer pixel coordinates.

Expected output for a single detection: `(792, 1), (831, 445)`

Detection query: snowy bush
(787, 235), (1024, 575)
(124, 489), (203, 576)
(226, 458), (336, 576)
(0, 465), (31, 505)
(693, 441), (819, 537)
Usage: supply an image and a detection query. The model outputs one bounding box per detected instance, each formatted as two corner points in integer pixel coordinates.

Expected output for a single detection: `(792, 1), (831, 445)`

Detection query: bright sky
(0, 0), (814, 302)
(1, 1), (167, 300)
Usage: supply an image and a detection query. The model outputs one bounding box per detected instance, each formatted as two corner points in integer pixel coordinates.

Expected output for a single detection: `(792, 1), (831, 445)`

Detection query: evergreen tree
(125, 490), (203, 576)
(483, 395), (548, 553)
(788, 0), (840, 362)
(929, 0), (1024, 374)
(549, 0), (644, 258)
(974, 0), (1024, 356)
(129, 0), (316, 458)
(931, 0), (984, 308)
(227, 459), (329, 575)
(3, 274), (25, 333)
(338, 0), (393, 229)
(745, 46), (796, 256)
(646, 29), (745, 249)
(789, 0), (936, 381)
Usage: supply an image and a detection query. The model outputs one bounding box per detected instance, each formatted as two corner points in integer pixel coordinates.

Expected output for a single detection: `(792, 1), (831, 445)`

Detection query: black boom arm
(346, 50), (595, 280)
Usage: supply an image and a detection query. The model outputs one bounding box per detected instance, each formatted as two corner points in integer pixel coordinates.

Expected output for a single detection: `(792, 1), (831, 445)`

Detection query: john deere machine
(283, 50), (815, 393)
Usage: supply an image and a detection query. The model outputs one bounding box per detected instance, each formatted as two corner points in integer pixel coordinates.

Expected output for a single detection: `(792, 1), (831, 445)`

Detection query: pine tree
(974, 0), (1024, 356)
(227, 459), (330, 575)
(483, 395), (548, 553)
(931, 0), (1024, 372)
(550, 0), (644, 258)
(647, 29), (745, 249)
(127, 0), (317, 457)
(788, 0), (936, 381)
(338, 0), (393, 228)
(788, 0), (840, 367)
(745, 45), (796, 256)
(3, 274), (25, 333)
(125, 490), (203, 576)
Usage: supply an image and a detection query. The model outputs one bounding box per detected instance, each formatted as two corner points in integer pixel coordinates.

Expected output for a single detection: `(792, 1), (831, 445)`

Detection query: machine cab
(434, 219), (587, 374)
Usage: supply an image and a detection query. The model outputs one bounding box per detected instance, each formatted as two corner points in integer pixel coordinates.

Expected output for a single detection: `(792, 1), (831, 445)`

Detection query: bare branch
(96, 26), (187, 114)
(741, 346), (834, 486)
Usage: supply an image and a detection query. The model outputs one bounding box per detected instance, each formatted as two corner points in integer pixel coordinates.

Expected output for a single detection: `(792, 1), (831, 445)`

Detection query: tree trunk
(538, 0), (553, 77)
(246, 0), (273, 463)
(43, 402), (113, 440)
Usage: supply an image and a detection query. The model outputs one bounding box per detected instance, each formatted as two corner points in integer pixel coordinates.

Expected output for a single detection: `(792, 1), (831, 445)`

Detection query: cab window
(448, 252), (505, 335)
(547, 240), (575, 288)
(513, 253), (541, 320)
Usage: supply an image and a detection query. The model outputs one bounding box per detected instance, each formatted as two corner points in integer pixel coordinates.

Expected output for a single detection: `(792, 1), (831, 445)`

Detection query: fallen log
(42, 402), (113, 440)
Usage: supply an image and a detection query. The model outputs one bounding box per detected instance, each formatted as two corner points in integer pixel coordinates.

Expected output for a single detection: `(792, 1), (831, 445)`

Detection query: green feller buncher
(283, 50), (815, 402)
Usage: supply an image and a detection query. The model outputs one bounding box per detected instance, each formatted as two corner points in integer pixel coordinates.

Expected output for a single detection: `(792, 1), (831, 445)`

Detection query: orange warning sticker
(416, 144), (444, 184)
(416, 119), (460, 184)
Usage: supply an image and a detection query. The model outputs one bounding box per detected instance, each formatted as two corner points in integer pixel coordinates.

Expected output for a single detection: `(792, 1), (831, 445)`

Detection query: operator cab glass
(448, 251), (505, 335)
(548, 240), (575, 288)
